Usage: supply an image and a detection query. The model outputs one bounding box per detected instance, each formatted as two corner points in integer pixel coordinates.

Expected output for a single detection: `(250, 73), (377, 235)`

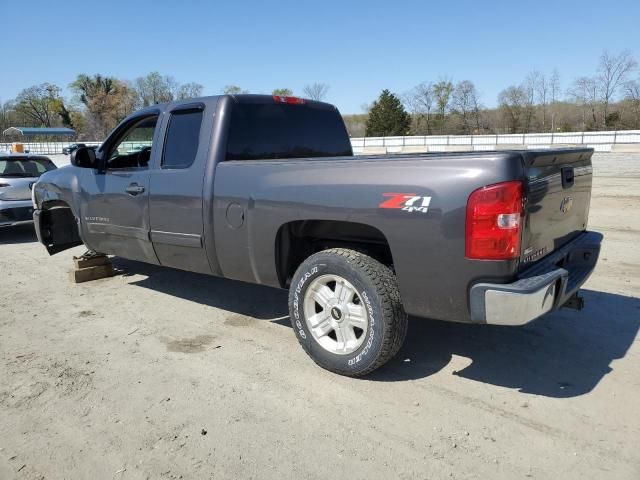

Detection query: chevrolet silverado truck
(31, 94), (602, 376)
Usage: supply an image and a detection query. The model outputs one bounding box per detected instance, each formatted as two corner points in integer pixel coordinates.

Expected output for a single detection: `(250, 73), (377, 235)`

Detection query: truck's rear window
(226, 102), (352, 161)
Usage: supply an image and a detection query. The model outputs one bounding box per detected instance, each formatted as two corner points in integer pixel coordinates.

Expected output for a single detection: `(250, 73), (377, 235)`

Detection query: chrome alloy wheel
(303, 274), (369, 355)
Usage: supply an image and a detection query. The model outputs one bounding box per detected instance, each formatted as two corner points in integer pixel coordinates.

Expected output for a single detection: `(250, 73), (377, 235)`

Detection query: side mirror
(70, 147), (97, 168)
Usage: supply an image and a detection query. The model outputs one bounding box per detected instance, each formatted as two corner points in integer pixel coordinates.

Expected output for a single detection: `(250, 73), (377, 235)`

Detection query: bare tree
(223, 85), (248, 95)
(550, 68), (561, 103)
(625, 79), (640, 129)
(549, 68), (561, 131)
(451, 80), (482, 134)
(402, 82), (434, 134)
(597, 50), (637, 128)
(302, 83), (330, 101)
(498, 85), (527, 133)
(534, 72), (549, 131)
(522, 72), (539, 132)
(0, 99), (18, 133)
(469, 85), (484, 133)
(568, 77), (599, 130)
(134, 72), (178, 107)
(176, 82), (204, 100)
(272, 88), (293, 96)
(432, 79), (454, 133)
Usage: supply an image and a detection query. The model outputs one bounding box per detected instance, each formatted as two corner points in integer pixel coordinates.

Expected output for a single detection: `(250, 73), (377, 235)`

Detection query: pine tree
(365, 89), (411, 136)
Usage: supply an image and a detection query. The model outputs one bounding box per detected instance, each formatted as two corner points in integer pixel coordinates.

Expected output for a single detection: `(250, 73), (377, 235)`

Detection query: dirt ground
(1, 153), (639, 480)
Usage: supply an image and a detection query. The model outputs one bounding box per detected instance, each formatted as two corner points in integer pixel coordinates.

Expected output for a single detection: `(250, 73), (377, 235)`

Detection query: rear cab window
(225, 97), (353, 161)
(162, 107), (204, 169)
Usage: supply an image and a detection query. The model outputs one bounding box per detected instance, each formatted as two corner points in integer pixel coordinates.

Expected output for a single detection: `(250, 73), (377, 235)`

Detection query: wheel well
(275, 220), (393, 287)
(39, 202), (83, 254)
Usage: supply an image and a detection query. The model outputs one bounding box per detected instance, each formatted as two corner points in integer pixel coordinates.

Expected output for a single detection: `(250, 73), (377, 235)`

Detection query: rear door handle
(125, 183), (145, 196)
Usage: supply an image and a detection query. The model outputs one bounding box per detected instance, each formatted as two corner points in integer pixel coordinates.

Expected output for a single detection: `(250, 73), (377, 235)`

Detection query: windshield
(0, 157), (57, 177)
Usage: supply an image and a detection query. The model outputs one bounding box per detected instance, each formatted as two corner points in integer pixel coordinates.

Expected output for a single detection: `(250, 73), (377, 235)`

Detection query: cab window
(106, 115), (159, 169)
(162, 109), (203, 169)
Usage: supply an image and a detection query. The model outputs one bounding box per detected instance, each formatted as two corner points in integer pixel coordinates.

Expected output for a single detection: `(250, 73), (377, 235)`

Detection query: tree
(403, 82), (434, 135)
(71, 74), (120, 109)
(451, 80), (482, 134)
(568, 77), (599, 130)
(432, 80), (453, 116)
(365, 89), (411, 137)
(272, 88), (293, 96)
(432, 79), (454, 133)
(549, 68), (561, 131)
(14, 83), (65, 127)
(342, 114), (367, 137)
(498, 86), (527, 133)
(302, 83), (329, 101)
(0, 99), (18, 133)
(522, 72), (539, 132)
(597, 50), (637, 128)
(533, 71), (549, 131)
(57, 103), (74, 128)
(134, 72), (178, 107)
(223, 85), (248, 95)
(71, 74), (136, 138)
(550, 69), (561, 104)
(176, 82), (204, 100)
(625, 79), (640, 129)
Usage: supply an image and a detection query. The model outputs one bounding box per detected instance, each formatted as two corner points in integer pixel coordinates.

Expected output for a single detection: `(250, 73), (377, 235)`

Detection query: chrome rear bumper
(469, 231), (602, 325)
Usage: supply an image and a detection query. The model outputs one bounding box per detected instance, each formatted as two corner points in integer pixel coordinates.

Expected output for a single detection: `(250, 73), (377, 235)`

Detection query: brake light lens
(273, 95), (305, 104)
(465, 181), (523, 260)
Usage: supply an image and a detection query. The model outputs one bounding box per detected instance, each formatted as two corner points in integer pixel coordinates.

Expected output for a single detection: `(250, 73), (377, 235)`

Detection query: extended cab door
(80, 114), (160, 264)
(147, 101), (214, 274)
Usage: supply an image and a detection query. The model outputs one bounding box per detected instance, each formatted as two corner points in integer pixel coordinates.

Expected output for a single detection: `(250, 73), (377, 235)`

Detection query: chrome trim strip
(87, 222), (149, 241)
(150, 230), (202, 248)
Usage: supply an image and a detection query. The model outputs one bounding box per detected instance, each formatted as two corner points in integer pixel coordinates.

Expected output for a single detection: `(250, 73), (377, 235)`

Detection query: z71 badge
(379, 193), (432, 213)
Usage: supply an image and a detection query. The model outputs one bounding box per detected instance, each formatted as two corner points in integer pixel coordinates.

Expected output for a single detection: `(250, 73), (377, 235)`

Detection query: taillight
(465, 180), (523, 260)
(273, 95), (305, 104)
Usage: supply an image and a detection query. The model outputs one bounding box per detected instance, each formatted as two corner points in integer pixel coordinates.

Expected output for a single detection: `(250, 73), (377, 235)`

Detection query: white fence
(0, 141), (101, 155)
(2, 129), (640, 155)
(351, 130), (640, 154)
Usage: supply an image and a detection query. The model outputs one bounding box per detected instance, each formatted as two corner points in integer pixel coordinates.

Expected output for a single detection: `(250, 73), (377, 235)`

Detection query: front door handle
(125, 183), (145, 196)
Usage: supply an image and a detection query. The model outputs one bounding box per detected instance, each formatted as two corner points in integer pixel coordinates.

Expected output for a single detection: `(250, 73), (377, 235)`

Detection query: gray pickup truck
(32, 94), (602, 376)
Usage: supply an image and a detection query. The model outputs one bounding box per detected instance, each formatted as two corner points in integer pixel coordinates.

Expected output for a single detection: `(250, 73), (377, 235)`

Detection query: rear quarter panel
(212, 152), (525, 322)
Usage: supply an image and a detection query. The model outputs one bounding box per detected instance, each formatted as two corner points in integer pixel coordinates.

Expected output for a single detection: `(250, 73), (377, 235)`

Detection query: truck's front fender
(33, 166), (85, 254)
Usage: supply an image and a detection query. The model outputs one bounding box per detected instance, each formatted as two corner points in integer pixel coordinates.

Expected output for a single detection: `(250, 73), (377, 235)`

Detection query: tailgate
(520, 148), (593, 268)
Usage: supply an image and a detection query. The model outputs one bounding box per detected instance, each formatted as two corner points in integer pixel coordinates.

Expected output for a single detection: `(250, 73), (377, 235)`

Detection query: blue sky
(3, 0), (639, 113)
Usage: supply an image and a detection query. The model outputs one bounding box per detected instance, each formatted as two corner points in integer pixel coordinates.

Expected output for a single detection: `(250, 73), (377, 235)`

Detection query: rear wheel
(288, 248), (408, 376)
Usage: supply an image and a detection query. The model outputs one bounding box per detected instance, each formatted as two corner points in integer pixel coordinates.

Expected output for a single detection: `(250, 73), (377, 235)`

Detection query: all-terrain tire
(288, 248), (408, 377)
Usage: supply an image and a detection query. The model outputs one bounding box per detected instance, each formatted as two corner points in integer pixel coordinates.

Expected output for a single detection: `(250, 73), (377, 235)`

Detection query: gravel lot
(1, 153), (639, 479)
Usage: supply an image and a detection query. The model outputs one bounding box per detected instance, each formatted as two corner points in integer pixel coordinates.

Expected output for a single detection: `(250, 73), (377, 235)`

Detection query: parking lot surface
(1, 154), (639, 479)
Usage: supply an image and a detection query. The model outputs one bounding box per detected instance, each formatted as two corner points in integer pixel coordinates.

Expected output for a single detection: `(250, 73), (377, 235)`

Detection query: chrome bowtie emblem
(560, 196), (573, 213)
